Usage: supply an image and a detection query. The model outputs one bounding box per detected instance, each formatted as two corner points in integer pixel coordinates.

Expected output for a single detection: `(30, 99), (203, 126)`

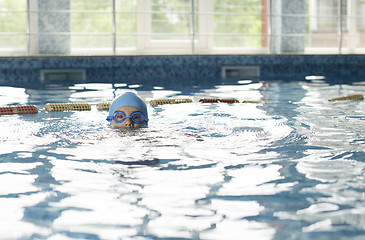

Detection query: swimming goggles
(106, 111), (148, 124)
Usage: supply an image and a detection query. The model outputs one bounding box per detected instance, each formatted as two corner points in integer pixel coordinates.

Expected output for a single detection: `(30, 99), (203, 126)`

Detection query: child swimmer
(106, 92), (148, 128)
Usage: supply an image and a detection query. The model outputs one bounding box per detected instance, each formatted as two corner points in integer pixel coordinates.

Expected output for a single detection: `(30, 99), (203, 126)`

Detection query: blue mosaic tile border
(1, 55), (365, 87)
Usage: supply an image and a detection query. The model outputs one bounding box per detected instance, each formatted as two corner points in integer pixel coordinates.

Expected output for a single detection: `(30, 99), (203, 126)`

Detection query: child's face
(110, 105), (147, 128)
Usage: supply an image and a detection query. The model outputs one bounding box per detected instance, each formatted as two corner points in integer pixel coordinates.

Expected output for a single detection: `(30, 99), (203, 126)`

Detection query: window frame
(1, 0), (364, 55)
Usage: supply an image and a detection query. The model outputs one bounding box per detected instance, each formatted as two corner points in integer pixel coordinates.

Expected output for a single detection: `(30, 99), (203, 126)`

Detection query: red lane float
(199, 98), (239, 103)
(0, 105), (39, 115)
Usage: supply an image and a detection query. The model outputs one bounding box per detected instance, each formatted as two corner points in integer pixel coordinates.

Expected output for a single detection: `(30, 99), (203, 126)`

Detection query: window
(307, 0), (341, 50)
(151, 0), (192, 41)
(70, 0), (137, 54)
(115, 0), (137, 50)
(0, 0), (365, 55)
(71, 0), (113, 54)
(213, 0), (265, 49)
(0, 0), (27, 54)
(135, 0), (197, 54)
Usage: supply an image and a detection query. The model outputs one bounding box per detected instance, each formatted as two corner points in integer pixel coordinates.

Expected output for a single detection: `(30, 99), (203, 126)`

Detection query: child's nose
(124, 118), (134, 127)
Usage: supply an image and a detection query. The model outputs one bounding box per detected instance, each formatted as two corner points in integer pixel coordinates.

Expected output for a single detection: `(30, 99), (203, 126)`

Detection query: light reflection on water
(0, 80), (365, 239)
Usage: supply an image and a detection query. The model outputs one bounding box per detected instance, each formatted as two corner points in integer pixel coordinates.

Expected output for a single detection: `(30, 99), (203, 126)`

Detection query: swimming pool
(1, 78), (365, 239)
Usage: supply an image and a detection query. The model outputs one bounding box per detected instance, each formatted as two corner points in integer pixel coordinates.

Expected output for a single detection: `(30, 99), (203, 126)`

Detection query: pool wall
(1, 55), (365, 86)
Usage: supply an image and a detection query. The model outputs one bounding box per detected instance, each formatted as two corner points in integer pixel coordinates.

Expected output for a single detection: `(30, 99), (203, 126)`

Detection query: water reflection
(278, 80), (365, 235)
(1, 79), (365, 239)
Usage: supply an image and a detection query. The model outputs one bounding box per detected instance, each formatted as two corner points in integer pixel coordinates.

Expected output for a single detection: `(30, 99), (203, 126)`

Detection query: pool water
(1, 79), (365, 240)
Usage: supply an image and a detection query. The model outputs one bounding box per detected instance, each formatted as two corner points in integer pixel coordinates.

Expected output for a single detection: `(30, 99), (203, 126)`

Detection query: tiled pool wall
(1, 55), (365, 87)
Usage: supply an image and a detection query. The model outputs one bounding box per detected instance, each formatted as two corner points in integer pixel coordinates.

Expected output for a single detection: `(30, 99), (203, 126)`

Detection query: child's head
(106, 92), (148, 128)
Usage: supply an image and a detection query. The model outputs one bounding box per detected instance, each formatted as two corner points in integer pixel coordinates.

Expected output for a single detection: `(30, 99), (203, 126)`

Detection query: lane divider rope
(149, 98), (193, 106)
(0, 105), (39, 115)
(96, 102), (111, 111)
(199, 98), (239, 103)
(44, 103), (91, 112)
(2, 93), (363, 116)
(328, 94), (364, 102)
(242, 100), (263, 103)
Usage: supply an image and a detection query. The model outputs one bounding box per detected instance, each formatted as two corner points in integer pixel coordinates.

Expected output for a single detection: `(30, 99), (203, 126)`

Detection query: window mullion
(28, 0), (38, 55)
(347, 0), (358, 53)
(112, 0), (116, 55)
(137, 0), (151, 53)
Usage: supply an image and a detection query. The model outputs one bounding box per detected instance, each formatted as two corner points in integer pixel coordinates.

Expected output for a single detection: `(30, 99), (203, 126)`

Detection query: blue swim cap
(108, 92), (148, 120)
